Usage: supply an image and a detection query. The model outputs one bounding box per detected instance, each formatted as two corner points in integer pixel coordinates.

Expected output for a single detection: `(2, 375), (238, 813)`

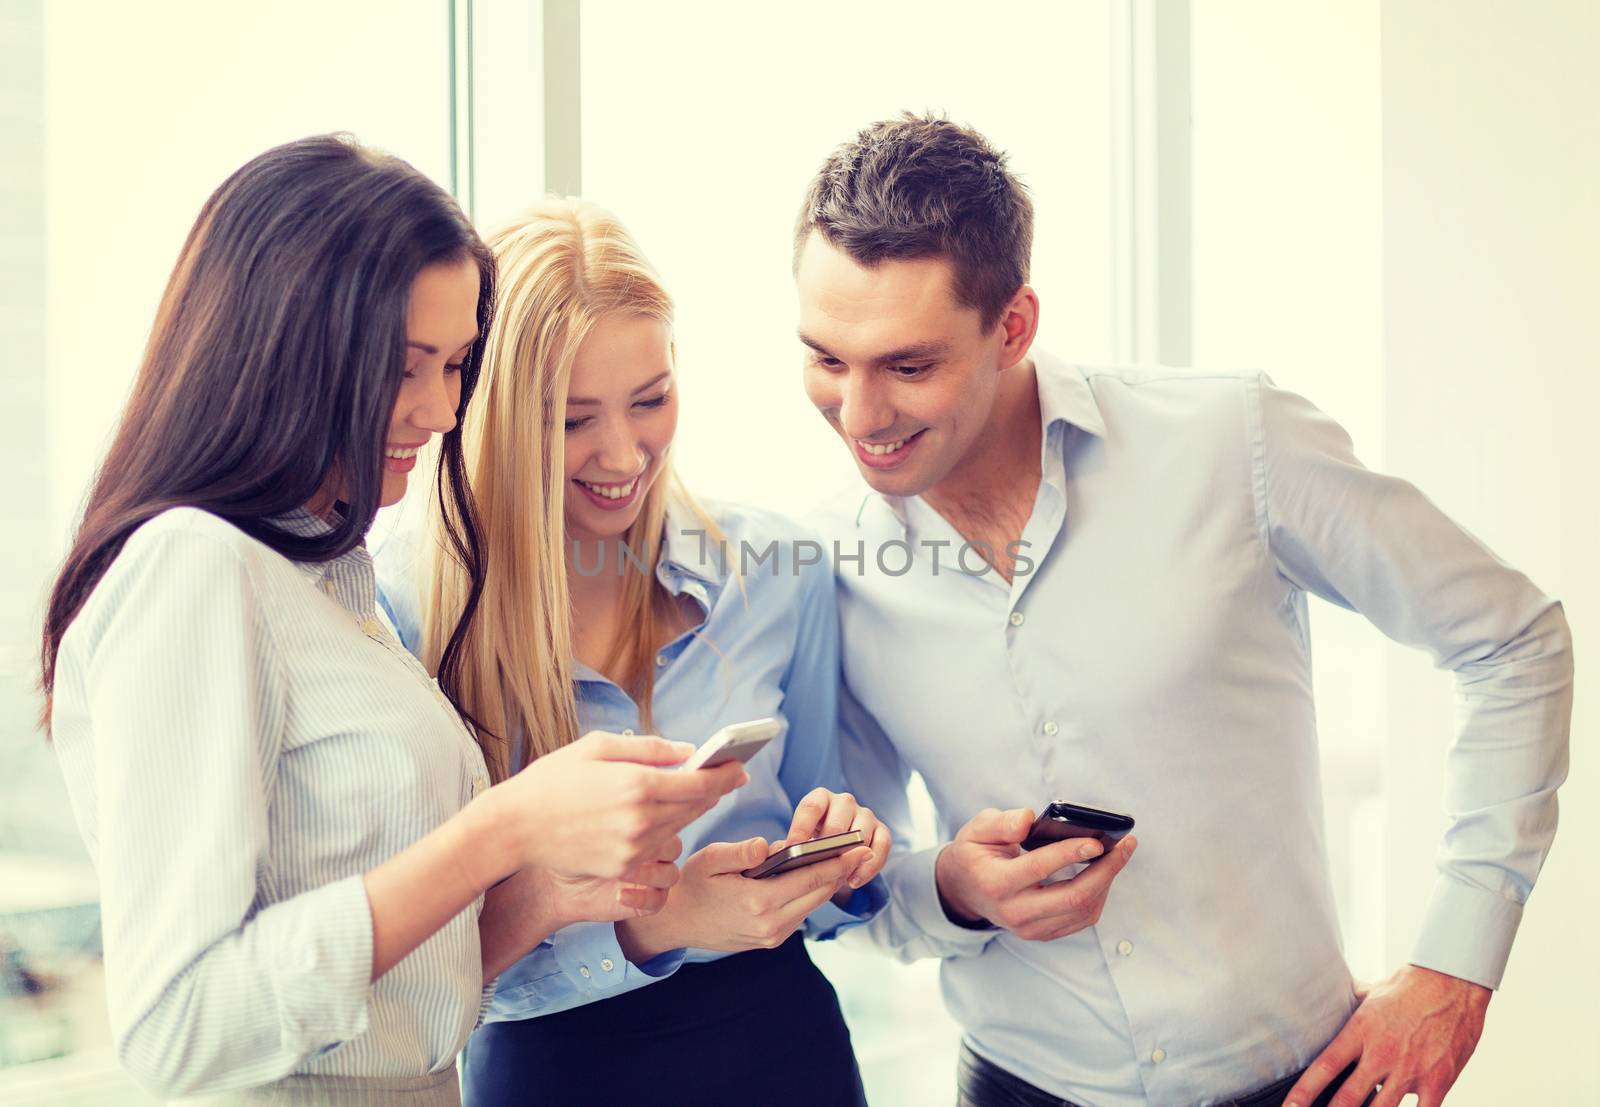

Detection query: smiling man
(797, 114), (1573, 1107)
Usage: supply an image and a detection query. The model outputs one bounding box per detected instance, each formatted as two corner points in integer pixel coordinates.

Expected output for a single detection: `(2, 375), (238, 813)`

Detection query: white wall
(1380, 2), (1598, 1101)
(577, 0), (1118, 518)
(42, 0), (456, 548)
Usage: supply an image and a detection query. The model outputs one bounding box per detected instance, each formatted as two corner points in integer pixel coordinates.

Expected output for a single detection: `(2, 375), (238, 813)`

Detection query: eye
(810, 353), (844, 370)
(445, 361), (466, 376)
(634, 393), (670, 410)
(564, 416), (592, 432)
(888, 364), (931, 378)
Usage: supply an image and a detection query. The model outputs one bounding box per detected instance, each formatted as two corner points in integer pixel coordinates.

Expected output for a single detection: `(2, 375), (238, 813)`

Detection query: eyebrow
(567, 371), (673, 407)
(797, 332), (951, 365)
(406, 333), (479, 356)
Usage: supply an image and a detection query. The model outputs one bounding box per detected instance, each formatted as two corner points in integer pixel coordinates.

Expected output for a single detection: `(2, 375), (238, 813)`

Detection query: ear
(995, 285), (1040, 371)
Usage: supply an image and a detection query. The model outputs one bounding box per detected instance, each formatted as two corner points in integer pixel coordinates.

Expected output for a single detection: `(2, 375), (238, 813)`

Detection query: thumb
(695, 837), (770, 876)
(961, 807), (1034, 845)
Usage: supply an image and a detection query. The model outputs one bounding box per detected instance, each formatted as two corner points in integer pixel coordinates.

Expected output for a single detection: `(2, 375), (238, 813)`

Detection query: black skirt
(462, 933), (868, 1107)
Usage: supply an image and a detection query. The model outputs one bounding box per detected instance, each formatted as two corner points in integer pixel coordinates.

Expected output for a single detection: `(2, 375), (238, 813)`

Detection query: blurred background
(0, 1), (1593, 1103)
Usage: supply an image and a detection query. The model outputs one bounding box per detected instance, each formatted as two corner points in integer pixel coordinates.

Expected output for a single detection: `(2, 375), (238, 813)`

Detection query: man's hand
(934, 807), (1136, 940)
(1284, 964), (1491, 1107)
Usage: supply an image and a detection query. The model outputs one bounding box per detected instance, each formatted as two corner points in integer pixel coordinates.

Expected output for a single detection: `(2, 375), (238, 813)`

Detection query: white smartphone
(678, 717), (781, 771)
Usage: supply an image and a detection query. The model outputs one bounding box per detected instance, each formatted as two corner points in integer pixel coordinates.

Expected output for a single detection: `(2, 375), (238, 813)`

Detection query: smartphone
(678, 717), (781, 772)
(1020, 802), (1135, 853)
(741, 829), (865, 879)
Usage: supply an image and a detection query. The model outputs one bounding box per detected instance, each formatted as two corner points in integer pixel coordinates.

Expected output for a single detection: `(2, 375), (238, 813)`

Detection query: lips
(852, 428), (926, 470)
(573, 473), (643, 511)
(383, 443), (424, 475)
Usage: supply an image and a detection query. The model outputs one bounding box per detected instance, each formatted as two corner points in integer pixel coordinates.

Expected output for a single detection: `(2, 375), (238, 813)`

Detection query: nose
(413, 369), (459, 436)
(594, 413), (645, 476)
(838, 369), (895, 441)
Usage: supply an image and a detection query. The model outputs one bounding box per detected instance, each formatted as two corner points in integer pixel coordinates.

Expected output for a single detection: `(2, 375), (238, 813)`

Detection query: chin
(379, 476), (408, 509)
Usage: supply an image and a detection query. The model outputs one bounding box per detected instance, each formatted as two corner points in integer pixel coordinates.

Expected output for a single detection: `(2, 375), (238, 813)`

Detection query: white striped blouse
(49, 507), (493, 1098)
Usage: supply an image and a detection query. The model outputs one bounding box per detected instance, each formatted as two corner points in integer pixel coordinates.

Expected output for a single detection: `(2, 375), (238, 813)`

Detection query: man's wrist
(1406, 962), (1494, 1007)
(934, 844), (991, 929)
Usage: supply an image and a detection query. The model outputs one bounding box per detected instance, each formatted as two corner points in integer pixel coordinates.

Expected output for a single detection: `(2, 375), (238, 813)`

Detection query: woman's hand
(781, 788), (892, 906)
(485, 730), (747, 884)
(614, 837), (853, 963)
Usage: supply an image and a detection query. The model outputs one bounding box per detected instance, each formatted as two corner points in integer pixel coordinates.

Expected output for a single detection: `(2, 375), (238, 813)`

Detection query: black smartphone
(740, 830), (865, 879)
(1020, 802), (1135, 853)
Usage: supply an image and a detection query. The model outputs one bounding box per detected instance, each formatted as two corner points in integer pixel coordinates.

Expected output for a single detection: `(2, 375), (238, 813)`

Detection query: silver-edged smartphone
(679, 717), (781, 771)
(740, 830), (864, 879)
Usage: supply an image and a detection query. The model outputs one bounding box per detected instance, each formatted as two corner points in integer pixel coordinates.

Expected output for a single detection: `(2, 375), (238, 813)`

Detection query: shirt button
(1009, 611), (1025, 627)
(1151, 1048), (1166, 1065)
(1042, 721), (1060, 736)
(578, 965), (591, 979)
(1117, 940), (1134, 956)
(655, 654), (668, 667)
(600, 958), (614, 972)
(361, 618), (381, 636)
(621, 728), (635, 736)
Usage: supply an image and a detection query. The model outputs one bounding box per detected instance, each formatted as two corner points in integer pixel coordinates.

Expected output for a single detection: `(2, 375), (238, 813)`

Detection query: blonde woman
(376, 199), (890, 1106)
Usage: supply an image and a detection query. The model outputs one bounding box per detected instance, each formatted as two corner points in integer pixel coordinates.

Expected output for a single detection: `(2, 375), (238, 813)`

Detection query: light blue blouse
(376, 501), (886, 1024)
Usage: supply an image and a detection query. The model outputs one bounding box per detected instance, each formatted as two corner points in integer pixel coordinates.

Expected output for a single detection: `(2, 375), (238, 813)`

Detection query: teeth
(384, 446), (420, 459)
(858, 437), (909, 456)
(579, 477), (638, 500)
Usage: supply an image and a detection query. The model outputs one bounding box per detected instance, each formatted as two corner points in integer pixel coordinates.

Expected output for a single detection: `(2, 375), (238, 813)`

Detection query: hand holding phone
(614, 834), (855, 962)
(934, 805), (1139, 942)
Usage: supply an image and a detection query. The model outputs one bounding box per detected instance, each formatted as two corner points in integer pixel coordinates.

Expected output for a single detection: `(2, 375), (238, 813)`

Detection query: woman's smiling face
(561, 313), (677, 543)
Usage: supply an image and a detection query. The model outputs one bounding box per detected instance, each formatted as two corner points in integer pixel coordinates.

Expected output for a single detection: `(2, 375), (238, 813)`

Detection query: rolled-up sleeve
(1255, 375), (1574, 989)
(79, 530), (374, 1095)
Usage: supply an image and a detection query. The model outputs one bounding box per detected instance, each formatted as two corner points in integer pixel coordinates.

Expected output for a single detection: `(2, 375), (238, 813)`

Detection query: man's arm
(1253, 376), (1574, 1107)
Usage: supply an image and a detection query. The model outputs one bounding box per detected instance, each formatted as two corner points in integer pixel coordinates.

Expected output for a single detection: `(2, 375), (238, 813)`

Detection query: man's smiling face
(796, 231), (1005, 498)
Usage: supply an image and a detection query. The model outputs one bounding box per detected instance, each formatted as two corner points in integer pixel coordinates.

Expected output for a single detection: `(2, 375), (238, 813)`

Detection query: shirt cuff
(805, 877), (889, 940)
(259, 873), (374, 1053)
(892, 846), (1000, 959)
(1408, 872), (1524, 989)
(552, 921), (680, 1000)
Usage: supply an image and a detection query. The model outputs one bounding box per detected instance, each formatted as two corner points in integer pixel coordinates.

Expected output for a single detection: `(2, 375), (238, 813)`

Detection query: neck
(565, 535), (632, 618)
(925, 357), (1042, 515)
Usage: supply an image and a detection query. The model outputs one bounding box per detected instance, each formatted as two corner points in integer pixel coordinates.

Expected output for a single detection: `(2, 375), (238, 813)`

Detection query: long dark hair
(40, 134), (492, 731)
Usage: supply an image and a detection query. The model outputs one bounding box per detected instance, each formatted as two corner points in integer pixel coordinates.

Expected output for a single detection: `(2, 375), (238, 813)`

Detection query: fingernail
(671, 740), (695, 753)
(1080, 841), (1104, 861)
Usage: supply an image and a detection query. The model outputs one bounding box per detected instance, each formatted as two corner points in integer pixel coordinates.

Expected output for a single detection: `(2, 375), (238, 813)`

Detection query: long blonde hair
(423, 198), (714, 782)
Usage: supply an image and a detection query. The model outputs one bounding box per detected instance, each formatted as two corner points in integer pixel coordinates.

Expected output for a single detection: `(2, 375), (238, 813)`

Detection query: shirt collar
(274, 507), (376, 616)
(1032, 349), (1106, 439)
(658, 501), (726, 592)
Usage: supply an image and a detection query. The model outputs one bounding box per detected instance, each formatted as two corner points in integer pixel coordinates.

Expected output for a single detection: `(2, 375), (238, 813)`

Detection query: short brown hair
(794, 113), (1033, 329)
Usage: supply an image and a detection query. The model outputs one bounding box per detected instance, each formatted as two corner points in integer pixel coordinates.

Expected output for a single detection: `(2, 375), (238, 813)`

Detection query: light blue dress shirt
(377, 501), (886, 1026)
(50, 508), (494, 1098)
(815, 352), (1573, 1107)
